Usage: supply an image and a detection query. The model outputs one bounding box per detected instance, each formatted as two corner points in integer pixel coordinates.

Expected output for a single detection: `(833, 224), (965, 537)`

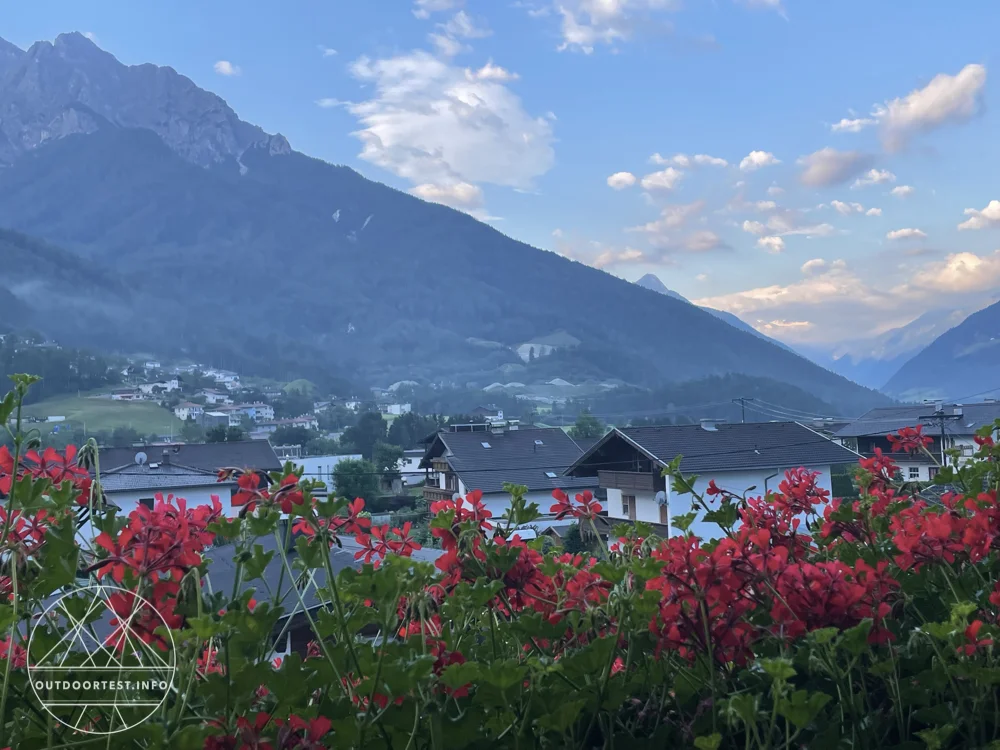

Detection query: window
(908, 467), (920, 479)
(545, 471), (557, 478)
(928, 467), (939, 479)
(139, 497), (154, 510)
(534, 439), (544, 446)
(481, 442), (491, 449)
(622, 494), (636, 521)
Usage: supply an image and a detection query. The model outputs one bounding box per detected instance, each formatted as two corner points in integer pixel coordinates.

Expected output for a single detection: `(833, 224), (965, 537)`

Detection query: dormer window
(481, 442), (491, 448)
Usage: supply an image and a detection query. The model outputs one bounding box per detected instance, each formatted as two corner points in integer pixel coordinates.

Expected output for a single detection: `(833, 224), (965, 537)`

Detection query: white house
(249, 403), (275, 422)
(200, 388), (233, 405)
(835, 402), (1000, 482)
(400, 448), (425, 486)
(379, 403), (412, 416)
(295, 454), (364, 494)
(419, 422), (597, 518)
(138, 379), (181, 395)
(564, 421), (862, 541)
(173, 402), (204, 421)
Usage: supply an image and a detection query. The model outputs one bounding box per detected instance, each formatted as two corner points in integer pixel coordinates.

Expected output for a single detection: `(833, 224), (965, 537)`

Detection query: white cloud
(800, 258), (827, 275)
(756, 319), (813, 333)
(553, 0), (678, 54)
(851, 168), (896, 189)
(439, 10), (491, 38)
(347, 50), (554, 205)
(682, 230), (727, 253)
(886, 228), (927, 241)
(757, 236), (785, 253)
(901, 251), (1000, 294)
(830, 200), (865, 215)
(753, 200), (778, 211)
(651, 152), (728, 168)
(429, 33), (467, 57)
(628, 201), (704, 234)
(593, 246), (645, 268)
(696, 273), (708, 282)
(890, 185), (915, 198)
(879, 64), (987, 151)
(767, 185), (784, 196)
(82, 31), (98, 43)
(739, 150), (780, 171)
(866, 207), (882, 216)
(466, 61), (519, 81)
(319, 46), (338, 57)
(640, 167), (684, 191)
(607, 171), (637, 190)
(411, 181), (484, 209)
(414, 0), (463, 18)
(742, 220), (766, 235)
(552, 228), (564, 238)
(315, 98), (344, 108)
(831, 117), (877, 133)
(798, 147), (873, 187)
(958, 199), (1000, 230)
(214, 60), (241, 76)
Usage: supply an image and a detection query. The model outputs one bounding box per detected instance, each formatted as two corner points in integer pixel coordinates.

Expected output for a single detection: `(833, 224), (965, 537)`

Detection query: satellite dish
(655, 490), (667, 506)
(134, 451), (148, 466)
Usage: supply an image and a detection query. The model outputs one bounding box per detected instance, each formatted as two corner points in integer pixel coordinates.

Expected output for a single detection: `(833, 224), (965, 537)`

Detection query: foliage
(206, 425), (248, 443)
(561, 522), (586, 554)
(387, 411), (441, 449)
(340, 412), (388, 460)
(271, 425), (317, 448)
(569, 409), (604, 440)
(180, 416), (203, 443)
(0, 332), (122, 405)
(5, 380), (1000, 748)
(331, 457), (381, 503)
(273, 389), (314, 420)
(372, 441), (404, 484)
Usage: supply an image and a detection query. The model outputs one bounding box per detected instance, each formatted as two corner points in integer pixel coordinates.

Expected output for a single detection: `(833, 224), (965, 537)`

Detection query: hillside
(0, 32), (890, 416)
(23, 394), (183, 436)
(881, 300), (1000, 400)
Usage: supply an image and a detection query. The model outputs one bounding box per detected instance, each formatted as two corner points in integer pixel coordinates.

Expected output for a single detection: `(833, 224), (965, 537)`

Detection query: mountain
(796, 308), (976, 391)
(881, 300), (1000, 400)
(0, 32), (890, 415)
(635, 274), (800, 355)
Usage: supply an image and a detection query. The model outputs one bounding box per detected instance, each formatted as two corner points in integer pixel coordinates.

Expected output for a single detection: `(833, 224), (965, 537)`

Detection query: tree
(562, 523), (585, 554)
(273, 389), (314, 419)
(206, 425), (228, 443)
(387, 412), (440, 449)
(569, 409), (604, 440)
(332, 458), (381, 502)
(339, 412), (387, 459)
(110, 426), (141, 448)
(180, 418), (203, 444)
(270, 426), (315, 447)
(373, 442), (404, 486)
(226, 425), (245, 442)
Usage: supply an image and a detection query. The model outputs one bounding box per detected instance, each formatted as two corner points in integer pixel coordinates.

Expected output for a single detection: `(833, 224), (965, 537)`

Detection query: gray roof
(421, 427), (597, 495)
(569, 422), (861, 475)
(835, 402), (1000, 439)
(100, 462), (235, 493)
(98, 441), (282, 475)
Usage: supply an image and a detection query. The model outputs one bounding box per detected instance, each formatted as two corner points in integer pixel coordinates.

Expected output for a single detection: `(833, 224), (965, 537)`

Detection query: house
(203, 411), (243, 429)
(249, 402), (275, 422)
(144, 360), (161, 371)
(109, 388), (142, 402)
(419, 421), (598, 517)
(173, 402), (204, 421)
(470, 406), (503, 420)
(400, 448), (425, 485)
(137, 379), (180, 395)
(379, 403), (411, 416)
(295, 454), (364, 494)
(262, 416), (319, 431)
(835, 401), (1000, 481)
(199, 388), (233, 405)
(313, 401), (333, 414)
(97, 441), (282, 477)
(564, 420), (861, 541)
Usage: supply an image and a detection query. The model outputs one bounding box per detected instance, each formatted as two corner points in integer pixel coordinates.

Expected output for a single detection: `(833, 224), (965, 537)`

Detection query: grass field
(23, 395), (184, 436)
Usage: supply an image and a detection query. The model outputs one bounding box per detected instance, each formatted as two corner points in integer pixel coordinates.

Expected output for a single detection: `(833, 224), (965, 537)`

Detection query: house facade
(295, 454), (364, 494)
(565, 421), (861, 541)
(835, 402), (1000, 482)
(174, 402), (204, 421)
(200, 388), (233, 405)
(419, 421), (598, 518)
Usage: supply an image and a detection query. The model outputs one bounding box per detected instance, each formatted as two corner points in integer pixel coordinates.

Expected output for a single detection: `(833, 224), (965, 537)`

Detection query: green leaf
(838, 619), (873, 656)
(809, 627), (839, 646)
(776, 690), (831, 729)
(440, 661), (481, 690)
(916, 724), (955, 750)
(760, 657), (796, 682)
(535, 699), (587, 733)
(671, 510), (699, 533)
(694, 734), (722, 750)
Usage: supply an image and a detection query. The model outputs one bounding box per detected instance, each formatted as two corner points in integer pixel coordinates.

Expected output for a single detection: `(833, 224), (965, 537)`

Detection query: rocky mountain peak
(0, 32), (268, 168)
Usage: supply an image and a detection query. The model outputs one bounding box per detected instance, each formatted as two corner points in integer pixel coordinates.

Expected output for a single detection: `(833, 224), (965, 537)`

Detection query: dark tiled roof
(590, 515), (671, 539)
(98, 441), (282, 475)
(423, 427), (597, 495)
(836, 402), (1000, 439)
(101, 462), (236, 493)
(571, 422), (861, 475)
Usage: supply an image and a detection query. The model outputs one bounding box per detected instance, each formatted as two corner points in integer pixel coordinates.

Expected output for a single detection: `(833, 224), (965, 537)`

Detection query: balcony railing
(597, 470), (660, 492)
(423, 485), (456, 502)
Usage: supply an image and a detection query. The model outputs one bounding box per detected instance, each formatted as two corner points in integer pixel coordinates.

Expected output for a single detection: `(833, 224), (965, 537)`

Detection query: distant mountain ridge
(0, 32), (890, 416)
(634, 274), (800, 355)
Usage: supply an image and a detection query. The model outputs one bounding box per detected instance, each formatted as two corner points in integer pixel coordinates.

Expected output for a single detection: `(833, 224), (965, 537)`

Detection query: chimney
(161, 449), (170, 466)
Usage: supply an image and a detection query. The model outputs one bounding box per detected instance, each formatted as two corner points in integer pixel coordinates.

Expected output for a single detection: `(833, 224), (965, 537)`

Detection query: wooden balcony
(423, 485), (456, 503)
(597, 470), (662, 492)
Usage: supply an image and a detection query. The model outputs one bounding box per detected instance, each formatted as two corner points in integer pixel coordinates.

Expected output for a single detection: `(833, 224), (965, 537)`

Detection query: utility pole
(732, 397), (754, 423)
(918, 405), (962, 465)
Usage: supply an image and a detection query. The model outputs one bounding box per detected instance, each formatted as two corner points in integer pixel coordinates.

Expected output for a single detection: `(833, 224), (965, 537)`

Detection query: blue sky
(5, 1), (1000, 351)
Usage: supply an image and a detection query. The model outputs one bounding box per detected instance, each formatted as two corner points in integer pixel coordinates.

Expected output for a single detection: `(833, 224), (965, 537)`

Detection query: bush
(2, 383), (999, 749)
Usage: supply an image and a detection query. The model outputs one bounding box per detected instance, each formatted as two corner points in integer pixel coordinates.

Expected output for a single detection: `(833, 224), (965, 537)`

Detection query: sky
(4, 0), (1000, 352)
